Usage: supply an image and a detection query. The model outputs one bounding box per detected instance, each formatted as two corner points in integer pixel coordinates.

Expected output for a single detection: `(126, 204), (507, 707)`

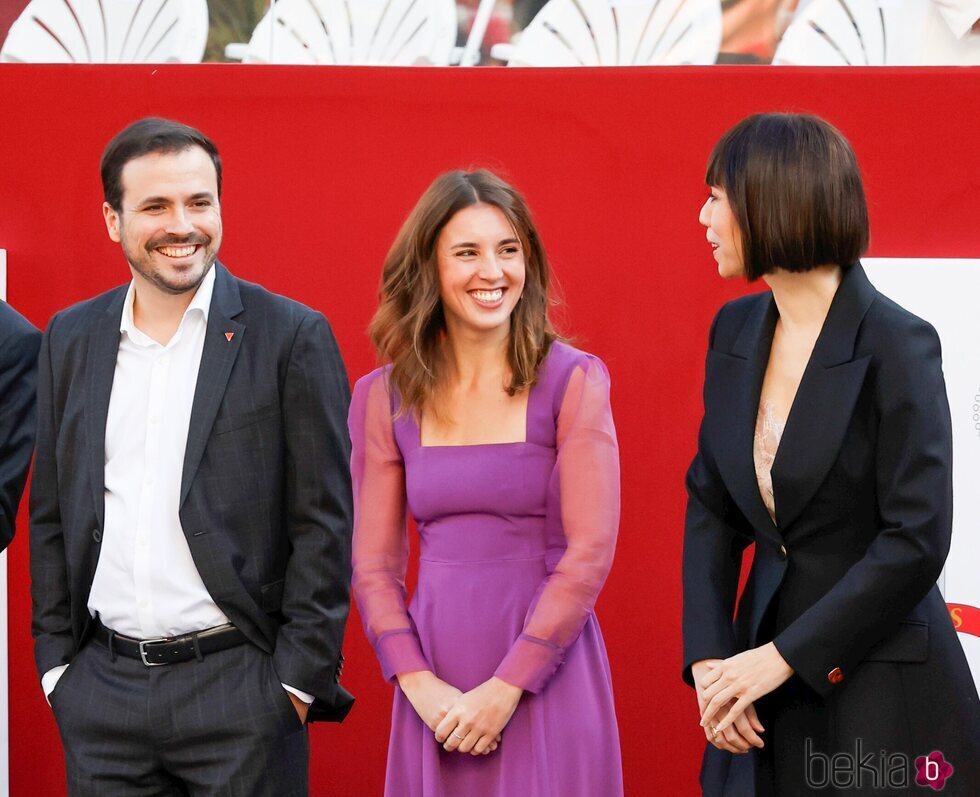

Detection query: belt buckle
(138, 636), (172, 667)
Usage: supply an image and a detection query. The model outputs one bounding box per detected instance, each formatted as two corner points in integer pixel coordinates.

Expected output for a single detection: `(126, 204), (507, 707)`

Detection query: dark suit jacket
(30, 263), (354, 722)
(682, 264), (979, 794)
(0, 301), (41, 551)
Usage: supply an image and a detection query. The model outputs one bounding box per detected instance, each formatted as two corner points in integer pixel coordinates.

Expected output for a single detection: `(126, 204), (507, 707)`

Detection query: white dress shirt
(90, 267), (226, 639)
(43, 269), (311, 705)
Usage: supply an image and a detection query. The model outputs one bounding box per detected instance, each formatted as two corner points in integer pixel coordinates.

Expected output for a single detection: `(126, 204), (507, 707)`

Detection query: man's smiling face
(103, 145), (222, 295)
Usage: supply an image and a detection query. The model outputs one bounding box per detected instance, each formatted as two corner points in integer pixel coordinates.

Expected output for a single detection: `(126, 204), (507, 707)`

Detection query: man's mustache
(145, 234), (211, 250)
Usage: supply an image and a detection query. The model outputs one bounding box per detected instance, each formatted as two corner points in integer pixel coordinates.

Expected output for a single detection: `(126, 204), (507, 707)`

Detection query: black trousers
(49, 635), (309, 796)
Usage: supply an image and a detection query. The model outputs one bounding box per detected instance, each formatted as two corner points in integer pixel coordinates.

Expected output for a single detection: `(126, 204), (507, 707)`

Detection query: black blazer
(682, 264), (979, 794)
(0, 301), (41, 551)
(30, 264), (354, 722)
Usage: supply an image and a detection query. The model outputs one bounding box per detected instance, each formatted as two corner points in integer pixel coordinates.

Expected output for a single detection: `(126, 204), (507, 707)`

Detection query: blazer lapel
(771, 264), (876, 532)
(86, 288), (128, 530)
(180, 264), (245, 507)
(705, 293), (784, 543)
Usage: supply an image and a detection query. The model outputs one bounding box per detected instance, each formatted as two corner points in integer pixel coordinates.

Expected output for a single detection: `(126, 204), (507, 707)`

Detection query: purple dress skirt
(350, 342), (623, 797)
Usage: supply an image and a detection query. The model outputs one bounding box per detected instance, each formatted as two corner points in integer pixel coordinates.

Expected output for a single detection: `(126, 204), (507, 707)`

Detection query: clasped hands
(397, 671), (523, 756)
(692, 642), (793, 755)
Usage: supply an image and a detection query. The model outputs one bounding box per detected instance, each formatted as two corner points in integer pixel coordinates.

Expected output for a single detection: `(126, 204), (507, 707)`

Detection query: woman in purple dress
(349, 169), (623, 796)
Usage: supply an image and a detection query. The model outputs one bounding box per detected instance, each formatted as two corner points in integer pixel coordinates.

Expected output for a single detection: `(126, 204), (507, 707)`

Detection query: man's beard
(123, 232), (219, 295)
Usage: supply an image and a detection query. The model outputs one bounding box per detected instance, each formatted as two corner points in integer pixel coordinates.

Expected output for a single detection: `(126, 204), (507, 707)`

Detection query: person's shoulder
(0, 301), (39, 342)
(350, 365), (398, 425)
(712, 291), (767, 337)
(545, 340), (607, 373)
(719, 291), (766, 317)
(540, 341), (611, 409)
(855, 291), (946, 402)
(863, 290), (936, 338)
(233, 273), (324, 326)
(859, 290), (940, 365)
(0, 303), (40, 367)
(225, 265), (333, 334)
(352, 365), (390, 397)
(701, 291), (770, 352)
(46, 284), (128, 340)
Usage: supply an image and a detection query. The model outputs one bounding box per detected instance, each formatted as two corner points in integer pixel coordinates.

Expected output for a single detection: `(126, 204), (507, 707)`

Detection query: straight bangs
(705, 113), (869, 281)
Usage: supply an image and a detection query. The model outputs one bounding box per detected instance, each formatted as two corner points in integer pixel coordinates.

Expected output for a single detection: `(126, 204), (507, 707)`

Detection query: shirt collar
(120, 266), (217, 343)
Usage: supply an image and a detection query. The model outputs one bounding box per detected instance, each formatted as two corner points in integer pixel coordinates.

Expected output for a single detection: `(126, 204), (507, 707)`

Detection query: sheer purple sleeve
(494, 357), (620, 693)
(349, 370), (430, 682)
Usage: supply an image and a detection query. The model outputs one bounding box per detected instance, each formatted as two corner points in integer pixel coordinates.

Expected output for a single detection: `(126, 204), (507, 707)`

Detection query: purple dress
(350, 342), (623, 797)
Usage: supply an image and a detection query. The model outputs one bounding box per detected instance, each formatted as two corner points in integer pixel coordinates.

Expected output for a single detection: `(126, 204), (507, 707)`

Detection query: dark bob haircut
(101, 117), (222, 211)
(705, 112), (869, 281)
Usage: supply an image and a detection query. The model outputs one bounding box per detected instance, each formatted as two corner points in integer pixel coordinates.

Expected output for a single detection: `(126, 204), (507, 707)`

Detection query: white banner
(864, 258), (980, 695)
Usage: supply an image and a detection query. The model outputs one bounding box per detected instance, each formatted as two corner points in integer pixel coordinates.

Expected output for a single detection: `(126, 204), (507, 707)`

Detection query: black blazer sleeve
(273, 311), (354, 719)
(29, 314), (75, 675)
(681, 308), (753, 687)
(773, 317), (952, 697)
(0, 306), (41, 551)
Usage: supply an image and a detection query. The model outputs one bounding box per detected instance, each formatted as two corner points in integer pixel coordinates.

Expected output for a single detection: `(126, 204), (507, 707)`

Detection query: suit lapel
(706, 293), (783, 543)
(180, 264), (245, 507)
(771, 264), (876, 532)
(86, 288), (128, 530)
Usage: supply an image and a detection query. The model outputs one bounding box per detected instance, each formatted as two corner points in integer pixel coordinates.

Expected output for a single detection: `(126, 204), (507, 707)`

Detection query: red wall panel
(1, 65), (978, 796)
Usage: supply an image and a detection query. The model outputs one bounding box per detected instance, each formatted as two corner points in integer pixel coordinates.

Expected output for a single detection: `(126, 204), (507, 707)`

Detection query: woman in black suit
(682, 112), (980, 796)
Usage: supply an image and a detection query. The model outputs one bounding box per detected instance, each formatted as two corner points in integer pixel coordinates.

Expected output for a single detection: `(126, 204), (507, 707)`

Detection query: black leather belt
(94, 619), (248, 666)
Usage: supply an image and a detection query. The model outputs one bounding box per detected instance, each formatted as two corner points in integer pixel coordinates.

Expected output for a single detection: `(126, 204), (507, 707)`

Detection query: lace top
(753, 400), (785, 523)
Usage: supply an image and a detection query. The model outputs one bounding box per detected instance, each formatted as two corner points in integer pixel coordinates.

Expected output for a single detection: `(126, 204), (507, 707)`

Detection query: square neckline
(415, 378), (535, 450)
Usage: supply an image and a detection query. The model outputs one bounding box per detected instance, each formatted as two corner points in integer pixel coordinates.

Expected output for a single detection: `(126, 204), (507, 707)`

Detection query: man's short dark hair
(101, 117), (222, 211)
(705, 112), (869, 281)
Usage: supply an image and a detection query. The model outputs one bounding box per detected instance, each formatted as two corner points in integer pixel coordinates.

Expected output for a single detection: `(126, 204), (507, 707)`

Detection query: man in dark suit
(31, 117), (354, 796)
(0, 300), (40, 551)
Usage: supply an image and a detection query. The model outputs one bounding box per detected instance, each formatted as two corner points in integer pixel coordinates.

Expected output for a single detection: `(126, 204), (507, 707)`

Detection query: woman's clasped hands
(397, 671), (522, 756)
(692, 642), (793, 755)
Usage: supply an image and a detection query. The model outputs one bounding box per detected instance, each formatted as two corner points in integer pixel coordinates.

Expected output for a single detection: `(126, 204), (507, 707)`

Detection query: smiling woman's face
(699, 186), (745, 280)
(436, 203), (526, 341)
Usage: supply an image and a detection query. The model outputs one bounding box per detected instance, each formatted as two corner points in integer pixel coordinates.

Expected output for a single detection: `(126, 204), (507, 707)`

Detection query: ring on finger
(451, 731), (466, 741)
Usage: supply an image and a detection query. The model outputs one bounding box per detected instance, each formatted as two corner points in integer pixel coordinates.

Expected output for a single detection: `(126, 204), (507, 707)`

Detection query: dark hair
(101, 117), (222, 211)
(705, 112), (869, 281)
(368, 169), (558, 417)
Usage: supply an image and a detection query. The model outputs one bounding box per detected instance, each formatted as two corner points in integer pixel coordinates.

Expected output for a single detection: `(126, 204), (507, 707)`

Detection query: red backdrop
(1, 65), (978, 796)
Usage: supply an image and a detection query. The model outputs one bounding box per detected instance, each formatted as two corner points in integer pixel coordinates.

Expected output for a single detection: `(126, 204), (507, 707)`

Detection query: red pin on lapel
(225, 332), (234, 342)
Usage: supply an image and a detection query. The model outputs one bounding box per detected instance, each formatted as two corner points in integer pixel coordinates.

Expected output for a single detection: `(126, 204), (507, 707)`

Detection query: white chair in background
(491, 0), (722, 66)
(229, 0), (458, 65)
(0, 0), (207, 62)
(774, 0), (980, 65)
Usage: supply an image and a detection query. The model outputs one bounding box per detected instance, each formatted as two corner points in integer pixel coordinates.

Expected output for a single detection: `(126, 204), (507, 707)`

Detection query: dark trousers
(49, 635), (309, 796)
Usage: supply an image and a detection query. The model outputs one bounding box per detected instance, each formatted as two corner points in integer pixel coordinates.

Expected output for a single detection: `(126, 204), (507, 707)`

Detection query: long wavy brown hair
(369, 169), (558, 417)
